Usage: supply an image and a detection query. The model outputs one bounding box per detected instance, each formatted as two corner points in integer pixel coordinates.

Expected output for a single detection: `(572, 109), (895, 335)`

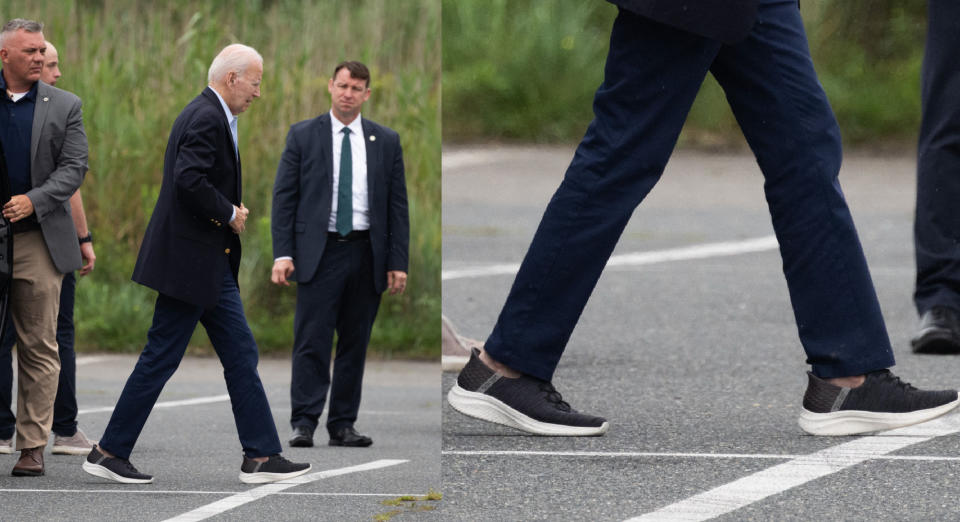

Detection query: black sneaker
(911, 306), (960, 354)
(239, 454), (312, 484)
(447, 348), (608, 436)
(798, 370), (960, 436)
(81, 445), (153, 484)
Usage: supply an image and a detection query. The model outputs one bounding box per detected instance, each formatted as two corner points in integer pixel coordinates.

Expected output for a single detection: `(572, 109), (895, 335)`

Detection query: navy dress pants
(289, 237), (381, 436)
(0, 271), (77, 440)
(913, 0), (960, 315)
(484, 0), (895, 381)
(98, 268), (282, 459)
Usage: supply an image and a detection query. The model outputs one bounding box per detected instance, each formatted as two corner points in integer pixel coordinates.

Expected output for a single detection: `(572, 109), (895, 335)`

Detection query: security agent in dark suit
(910, 0), (960, 354)
(82, 44), (310, 485)
(447, 0), (960, 437)
(271, 61), (409, 448)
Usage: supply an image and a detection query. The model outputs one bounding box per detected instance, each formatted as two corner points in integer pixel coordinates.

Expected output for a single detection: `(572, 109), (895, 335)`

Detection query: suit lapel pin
(43, 97), (49, 102)
(369, 135), (376, 142)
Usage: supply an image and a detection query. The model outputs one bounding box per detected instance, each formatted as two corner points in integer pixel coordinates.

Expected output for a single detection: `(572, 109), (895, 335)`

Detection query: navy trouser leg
(0, 307), (13, 439)
(200, 271), (282, 458)
(709, 0), (894, 377)
(289, 246), (345, 431)
(327, 240), (380, 434)
(52, 272), (77, 436)
(914, 0), (960, 314)
(484, 9), (721, 381)
(98, 294), (198, 460)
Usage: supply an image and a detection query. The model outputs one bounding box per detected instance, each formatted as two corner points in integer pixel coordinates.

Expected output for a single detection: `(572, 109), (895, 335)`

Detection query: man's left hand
(387, 270), (407, 295)
(79, 242), (96, 276)
(2, 195), (34, 223)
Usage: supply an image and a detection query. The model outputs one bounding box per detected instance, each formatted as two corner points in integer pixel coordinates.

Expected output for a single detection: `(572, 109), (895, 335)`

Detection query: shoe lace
(538, 382), (572, 412)
(876, 370), (917, 393)
(121, 458), (141, 474)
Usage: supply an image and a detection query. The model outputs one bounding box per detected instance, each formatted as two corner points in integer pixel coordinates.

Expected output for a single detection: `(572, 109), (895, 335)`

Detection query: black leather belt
(328, 230), (369, 242)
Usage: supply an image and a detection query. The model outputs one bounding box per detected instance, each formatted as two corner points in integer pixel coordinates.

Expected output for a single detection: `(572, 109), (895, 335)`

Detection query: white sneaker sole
(798, 395), (960, 436)
(239, 464), (312, 484)
(447, 384), (608, 436)
(53, 445), (97, 456)
(82, 460), (154, 484)
(0, 446), (13, 455)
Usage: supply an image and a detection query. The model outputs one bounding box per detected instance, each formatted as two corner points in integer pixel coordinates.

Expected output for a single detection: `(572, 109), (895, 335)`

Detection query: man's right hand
(230, 203), (249, 234)
(271, 258), (295, 286)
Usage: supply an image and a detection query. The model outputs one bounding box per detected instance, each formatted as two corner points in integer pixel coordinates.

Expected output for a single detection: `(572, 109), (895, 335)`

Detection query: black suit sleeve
(387, 135), (409, 272)
(173, 113), (235, 226)
(271, 126), (301, 259)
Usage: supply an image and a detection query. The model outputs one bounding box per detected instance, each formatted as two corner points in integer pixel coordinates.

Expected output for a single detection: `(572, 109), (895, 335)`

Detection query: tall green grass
(443, 0), (928, 147)
(1, 0), (440, 357)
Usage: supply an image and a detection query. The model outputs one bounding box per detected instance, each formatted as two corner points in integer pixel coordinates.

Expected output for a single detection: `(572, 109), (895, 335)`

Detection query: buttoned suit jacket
(271, 112), (409, 293)
(28, 81), (88, 273)
(607, 0), (759, 44)
(132, 87), (241, 309)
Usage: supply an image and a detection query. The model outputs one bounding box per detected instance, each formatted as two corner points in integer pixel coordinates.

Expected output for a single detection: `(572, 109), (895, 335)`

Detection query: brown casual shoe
(52, 429), (98, 455)
(12, 447), (44, 477)
(0, 437), (13, 455)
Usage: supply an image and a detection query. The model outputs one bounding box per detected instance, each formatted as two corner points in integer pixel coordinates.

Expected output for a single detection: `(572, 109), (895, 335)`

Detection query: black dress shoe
(911, 306), (960, 354)
(329, 426), (373, 447)
(288, 426), (314, 448)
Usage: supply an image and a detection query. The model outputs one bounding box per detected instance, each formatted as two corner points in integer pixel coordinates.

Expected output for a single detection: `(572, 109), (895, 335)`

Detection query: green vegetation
(375, 490), (441, 520)
(443, 0), (928, 147)
(1, 0), (440, 357)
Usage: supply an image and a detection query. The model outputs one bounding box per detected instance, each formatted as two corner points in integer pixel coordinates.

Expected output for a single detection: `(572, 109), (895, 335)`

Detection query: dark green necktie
(336, 127), (352, 236)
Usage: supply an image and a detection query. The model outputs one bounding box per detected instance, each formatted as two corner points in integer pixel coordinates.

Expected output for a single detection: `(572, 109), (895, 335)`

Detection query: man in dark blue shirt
(0, 18), (87, 477)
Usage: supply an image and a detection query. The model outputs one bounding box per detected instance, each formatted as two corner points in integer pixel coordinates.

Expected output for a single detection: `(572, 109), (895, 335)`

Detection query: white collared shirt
(209, 87), (239, 156)
(329, 110), (370, 232)
(209, 86), (239, 223)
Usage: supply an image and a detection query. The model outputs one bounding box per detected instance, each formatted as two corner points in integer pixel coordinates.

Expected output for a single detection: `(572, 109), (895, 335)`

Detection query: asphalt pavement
(441, 146), (960, 521)
(0, 354), (440, 521)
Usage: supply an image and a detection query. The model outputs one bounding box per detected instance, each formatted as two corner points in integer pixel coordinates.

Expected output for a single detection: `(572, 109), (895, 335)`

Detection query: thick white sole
(82, 460), (154, 484)
(798, 395), (960, 436)
(447, 384), (608, 436)
(239, 464), (312, 484)
(53, 445), (96, 456)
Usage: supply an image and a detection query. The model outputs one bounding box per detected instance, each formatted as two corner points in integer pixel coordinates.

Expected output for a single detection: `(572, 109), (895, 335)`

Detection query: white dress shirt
(329, 110), (370, 232)
(210, 87), (239, 222)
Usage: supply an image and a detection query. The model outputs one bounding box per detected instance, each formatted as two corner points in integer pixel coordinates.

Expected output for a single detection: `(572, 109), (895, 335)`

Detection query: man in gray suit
(0, 18), (87, 476)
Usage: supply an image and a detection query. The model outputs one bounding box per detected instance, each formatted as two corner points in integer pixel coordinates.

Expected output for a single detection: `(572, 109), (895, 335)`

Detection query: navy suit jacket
(608, 0), (759, 44)
(132, 87), (241, 308)
(271, 112), (409, 293)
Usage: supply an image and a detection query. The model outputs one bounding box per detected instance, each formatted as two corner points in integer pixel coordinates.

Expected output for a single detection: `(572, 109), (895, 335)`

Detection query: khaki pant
(10, 230), (63, 450)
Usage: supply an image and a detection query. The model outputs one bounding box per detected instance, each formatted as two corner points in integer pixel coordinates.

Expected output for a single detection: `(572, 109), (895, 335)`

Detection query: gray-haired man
(0, 18), (88, 476)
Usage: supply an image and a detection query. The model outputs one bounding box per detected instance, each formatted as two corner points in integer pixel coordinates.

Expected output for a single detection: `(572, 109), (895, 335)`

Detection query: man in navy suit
(81, 44), (310, 484)
(271, 61), (409, 448)
(910, 0), (960, 354)
(448, 0), (960, 437)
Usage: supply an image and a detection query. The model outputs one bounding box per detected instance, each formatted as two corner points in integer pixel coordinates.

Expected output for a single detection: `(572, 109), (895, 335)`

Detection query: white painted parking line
(162, 459), (408, 522)
(77, 394), (231, 415)
(625, 413), (960, 521)
(442, 236), (779, 280)
(77, 394), (421, 417)
(442, 449), (960, 462)
(75, 356), (113, 366)
(0, 488), (424, 497)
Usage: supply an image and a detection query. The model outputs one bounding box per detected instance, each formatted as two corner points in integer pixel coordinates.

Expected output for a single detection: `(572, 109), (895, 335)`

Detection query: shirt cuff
(229, 206), (237, 223)
(275, 256), (293, 262)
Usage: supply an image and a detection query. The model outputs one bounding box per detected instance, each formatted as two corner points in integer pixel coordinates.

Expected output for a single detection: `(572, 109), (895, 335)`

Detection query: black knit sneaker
(81, 445), (153, 484)
(447, 348), (608, 436)
(798, 370), (960, 436)
(239, 454), (311, 484)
